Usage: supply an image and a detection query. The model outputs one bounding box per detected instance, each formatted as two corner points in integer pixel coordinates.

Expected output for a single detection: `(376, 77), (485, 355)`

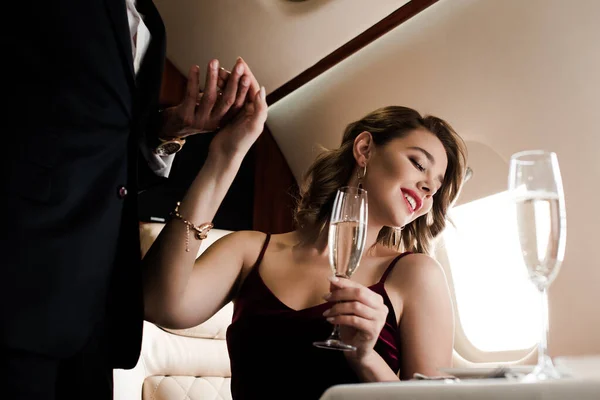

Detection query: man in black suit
(2, 1), (259, 398)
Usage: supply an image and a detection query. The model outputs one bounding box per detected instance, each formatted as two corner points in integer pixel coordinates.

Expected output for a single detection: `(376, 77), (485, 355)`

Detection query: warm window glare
(442, 191), (540, 352)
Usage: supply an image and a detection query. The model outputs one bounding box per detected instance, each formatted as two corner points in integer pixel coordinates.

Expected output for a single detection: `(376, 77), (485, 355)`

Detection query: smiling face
(360, 129), (449, 229)
(294, 105), (466, 253)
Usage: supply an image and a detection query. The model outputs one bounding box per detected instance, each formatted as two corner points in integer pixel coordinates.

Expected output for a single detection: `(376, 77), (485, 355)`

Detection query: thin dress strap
(378, 252), (412, 284)
(252, 233), (271, 268)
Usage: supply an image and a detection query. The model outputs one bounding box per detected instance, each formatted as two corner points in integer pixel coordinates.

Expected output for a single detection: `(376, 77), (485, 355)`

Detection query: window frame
(435, 241), (537, 364)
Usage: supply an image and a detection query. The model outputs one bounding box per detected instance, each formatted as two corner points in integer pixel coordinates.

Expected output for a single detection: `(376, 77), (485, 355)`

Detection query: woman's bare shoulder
(205, 230), (269, 260)
(263, 231), (302, 251)
(216, 230), (298, 263)
(214, 229), (268, 246)
(388, 252), (449, 291)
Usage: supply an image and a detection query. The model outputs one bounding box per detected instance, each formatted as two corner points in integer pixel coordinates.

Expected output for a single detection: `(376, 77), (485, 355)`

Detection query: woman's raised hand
(208, 85), (267, 159)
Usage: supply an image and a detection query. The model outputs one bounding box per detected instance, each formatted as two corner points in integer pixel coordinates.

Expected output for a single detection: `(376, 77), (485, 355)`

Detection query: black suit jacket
(2, 0), (165, 369)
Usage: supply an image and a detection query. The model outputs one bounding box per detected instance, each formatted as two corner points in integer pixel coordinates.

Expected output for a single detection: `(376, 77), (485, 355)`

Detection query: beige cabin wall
(154, 0), (410, 92)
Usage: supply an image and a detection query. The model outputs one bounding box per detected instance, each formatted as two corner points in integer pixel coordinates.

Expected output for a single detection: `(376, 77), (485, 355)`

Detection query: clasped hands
(158, 57), (267, 157)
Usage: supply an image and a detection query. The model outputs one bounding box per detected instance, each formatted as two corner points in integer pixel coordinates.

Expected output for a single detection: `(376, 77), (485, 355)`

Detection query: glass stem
(329, 287), (344, 341)
(538, 287), (551, 367)
(330, 324), (341, 340)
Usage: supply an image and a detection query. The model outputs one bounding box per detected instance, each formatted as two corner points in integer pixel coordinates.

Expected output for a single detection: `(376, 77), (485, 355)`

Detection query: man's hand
(159, 57), (260, 140)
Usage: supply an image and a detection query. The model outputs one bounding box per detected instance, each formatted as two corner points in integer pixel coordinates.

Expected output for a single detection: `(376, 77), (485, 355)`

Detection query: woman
(142, 100), (467, 399)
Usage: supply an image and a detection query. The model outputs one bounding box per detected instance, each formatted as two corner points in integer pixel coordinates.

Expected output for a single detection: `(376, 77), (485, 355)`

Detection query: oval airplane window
(437, 141), (539, 360)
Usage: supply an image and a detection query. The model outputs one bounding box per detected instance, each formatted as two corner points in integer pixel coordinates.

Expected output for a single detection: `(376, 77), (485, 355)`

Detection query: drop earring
(357, 165), (367, 189)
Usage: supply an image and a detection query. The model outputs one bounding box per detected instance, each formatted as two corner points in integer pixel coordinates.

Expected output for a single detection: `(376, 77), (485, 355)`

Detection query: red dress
(226, 233), (409, 399)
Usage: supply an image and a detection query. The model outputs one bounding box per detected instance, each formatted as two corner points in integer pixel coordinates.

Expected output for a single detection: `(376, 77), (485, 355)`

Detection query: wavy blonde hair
(294, 106), (467, 255)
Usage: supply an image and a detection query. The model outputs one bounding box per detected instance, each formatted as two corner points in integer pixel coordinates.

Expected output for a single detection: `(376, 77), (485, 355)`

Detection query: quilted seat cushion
(143, 376), (231, 400)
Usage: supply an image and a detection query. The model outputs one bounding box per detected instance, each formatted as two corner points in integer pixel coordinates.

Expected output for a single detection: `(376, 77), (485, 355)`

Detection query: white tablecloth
(320, 378), (599, 400)
(319, 356), (600, 400)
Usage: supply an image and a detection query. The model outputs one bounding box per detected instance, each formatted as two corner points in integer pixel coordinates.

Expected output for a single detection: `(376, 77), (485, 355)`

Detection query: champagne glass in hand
(508, 150), (567, 381)
(313, 186), (368, 351)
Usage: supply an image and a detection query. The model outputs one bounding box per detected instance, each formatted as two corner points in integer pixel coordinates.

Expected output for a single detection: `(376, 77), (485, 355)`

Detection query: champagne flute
(508, 150), (567, 381)
(313, 186), (368, 351)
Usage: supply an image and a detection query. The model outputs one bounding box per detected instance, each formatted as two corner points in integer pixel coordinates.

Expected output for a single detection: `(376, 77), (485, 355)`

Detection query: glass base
(521, 359), (563, 382)
(313, 339), (356, 351)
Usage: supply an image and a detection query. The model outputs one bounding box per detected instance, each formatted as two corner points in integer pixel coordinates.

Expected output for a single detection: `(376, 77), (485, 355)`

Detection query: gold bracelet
(170, 202), (214, 252)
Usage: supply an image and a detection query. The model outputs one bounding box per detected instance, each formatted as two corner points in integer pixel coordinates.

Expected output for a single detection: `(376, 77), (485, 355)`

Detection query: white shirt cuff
(139, 138), (175, 178)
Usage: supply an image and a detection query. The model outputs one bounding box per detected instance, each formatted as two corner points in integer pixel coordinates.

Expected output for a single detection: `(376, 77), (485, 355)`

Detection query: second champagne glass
(313, 186), (368, 351)
(508, 150), (567, 381)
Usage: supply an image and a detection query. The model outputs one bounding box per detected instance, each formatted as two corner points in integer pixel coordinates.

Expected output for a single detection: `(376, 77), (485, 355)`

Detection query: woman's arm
(142, 86), (267, 330)
(396, 253), (455, 380)
(141, 151), (249, 329)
